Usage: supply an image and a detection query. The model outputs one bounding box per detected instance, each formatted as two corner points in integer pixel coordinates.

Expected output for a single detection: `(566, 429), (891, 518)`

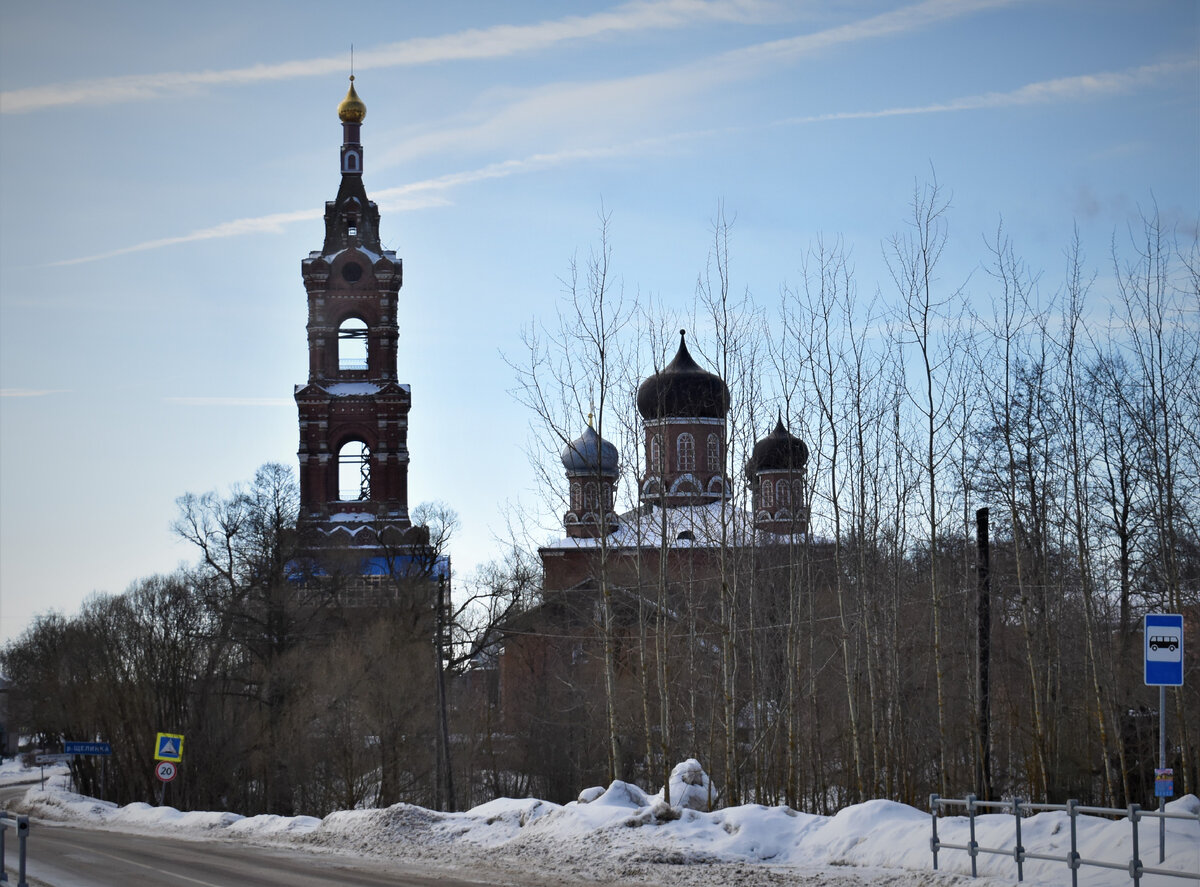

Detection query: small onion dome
(561, 424), (619, 476)
(337, 76), (367, 123)
(745, 417), (809, 481)
(636, 330), (730, 420)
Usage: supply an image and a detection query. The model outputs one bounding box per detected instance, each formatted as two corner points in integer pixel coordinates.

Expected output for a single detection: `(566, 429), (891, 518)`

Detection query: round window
(342, 262), (363, 282)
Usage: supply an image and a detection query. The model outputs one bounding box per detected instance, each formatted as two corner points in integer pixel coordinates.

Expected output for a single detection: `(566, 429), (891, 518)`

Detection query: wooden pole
(976, 507), (992, 801)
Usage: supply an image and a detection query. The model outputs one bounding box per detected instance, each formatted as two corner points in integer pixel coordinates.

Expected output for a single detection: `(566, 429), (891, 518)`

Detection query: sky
(1, 0), (1197, 644)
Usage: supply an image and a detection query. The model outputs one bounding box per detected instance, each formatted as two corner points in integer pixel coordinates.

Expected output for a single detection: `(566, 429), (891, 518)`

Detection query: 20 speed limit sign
(155, 761), (177, 782)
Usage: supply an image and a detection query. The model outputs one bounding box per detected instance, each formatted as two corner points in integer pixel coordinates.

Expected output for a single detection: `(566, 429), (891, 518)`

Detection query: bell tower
(294, 77), (424, 559)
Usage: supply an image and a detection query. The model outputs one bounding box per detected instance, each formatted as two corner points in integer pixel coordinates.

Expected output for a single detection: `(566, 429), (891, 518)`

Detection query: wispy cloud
(49, 147), (664, 267)
(1, 388), (68, 398)
(772, 60), (1199, 125)
(375, 0), (1024, 168)
(1, 0), (770, 114)
(48, 54), (1186, 269)
(164, 397), (293, 407)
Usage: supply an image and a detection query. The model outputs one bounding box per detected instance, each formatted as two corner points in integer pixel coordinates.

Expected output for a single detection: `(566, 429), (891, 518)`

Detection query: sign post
(153, 732), (184, 807)
(1144, 613), (1184, 864)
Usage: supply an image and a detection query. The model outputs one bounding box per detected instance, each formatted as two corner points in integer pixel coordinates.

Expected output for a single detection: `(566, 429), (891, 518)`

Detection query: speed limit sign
(155, 761), (177, 782)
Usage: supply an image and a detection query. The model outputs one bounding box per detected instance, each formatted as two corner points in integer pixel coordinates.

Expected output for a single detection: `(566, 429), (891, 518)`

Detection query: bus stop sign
(1144, 613), (1184, 686)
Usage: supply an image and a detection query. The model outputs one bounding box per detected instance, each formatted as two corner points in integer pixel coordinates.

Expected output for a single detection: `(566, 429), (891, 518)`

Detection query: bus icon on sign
(1149, 635), (1179, 653)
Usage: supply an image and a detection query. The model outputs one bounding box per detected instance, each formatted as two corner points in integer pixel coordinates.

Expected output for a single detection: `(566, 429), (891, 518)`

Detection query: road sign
(154, 732), (184, 762)
(155, 761), (177, 782)
(1144, 614), (1184, 686)
(35, 753), (74, 764)
(64, 741), (112, 756)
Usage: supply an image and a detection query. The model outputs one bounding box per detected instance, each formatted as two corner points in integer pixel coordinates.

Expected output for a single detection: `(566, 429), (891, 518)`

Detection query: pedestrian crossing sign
(154, 732), (184, 762)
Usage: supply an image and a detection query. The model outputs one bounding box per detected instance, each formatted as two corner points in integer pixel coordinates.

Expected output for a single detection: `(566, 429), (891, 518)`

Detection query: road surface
(9, 823), (519, 887)
(0, 782), (537, 887)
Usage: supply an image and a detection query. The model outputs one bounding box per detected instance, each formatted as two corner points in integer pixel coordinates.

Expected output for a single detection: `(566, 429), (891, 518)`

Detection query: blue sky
(1, 0), (1197, 642)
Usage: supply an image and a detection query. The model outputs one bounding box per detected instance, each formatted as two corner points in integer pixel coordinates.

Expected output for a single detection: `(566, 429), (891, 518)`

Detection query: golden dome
(337, 76), (366, 124)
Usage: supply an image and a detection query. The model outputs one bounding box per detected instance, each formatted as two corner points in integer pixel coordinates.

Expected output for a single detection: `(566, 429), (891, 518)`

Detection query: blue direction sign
(64, 741), (112, 756)
(1145, 613), (1184, 686)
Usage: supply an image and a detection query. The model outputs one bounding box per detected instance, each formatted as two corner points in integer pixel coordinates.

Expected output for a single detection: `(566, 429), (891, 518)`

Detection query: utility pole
(434, 572), (456, 811)
(975, 507), (992, 801)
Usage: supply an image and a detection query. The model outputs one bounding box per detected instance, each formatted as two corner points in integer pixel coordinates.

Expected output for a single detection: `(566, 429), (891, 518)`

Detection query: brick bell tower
(294, 77), (426, 562)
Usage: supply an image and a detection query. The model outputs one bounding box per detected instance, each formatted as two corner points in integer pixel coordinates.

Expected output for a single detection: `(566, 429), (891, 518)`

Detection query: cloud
(377, 0), (1024, 168)
(1, 0), (771, 114)
(773, 60), (1198, 126)
(0, 388), (68, 398)
(49, 150), (654, 267)
(164, 397), (294, 407)
(47, 52), (1187, 270)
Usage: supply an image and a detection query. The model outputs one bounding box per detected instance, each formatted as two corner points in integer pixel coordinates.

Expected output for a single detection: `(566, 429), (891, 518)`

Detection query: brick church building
(497, 331), (812, 799)
(292, 77), (432, 581)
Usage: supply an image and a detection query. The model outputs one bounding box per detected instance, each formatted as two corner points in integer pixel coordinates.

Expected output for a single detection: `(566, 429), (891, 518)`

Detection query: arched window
(338, 441), (371, 501)
(792, 479), (804, 509)
(584, 482), (598, 510)
(761, 479), (774, 508)
(650, 433), (664, 472)
(776, 478), (791, 506)
(706, 434), (720, 470)
(338, 317), (368, 370)
(570, 482), (582, 512)
(677, 433), (696, 471)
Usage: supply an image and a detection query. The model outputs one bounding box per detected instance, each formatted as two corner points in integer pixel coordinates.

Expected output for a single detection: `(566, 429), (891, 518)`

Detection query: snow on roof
(543, 501), (755, 551)
(322, 382), (382, 396)
(327, 246), (385, 265)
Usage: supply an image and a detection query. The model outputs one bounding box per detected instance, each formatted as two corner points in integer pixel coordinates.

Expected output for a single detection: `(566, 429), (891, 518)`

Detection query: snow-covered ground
(3, 759), (1197, 886)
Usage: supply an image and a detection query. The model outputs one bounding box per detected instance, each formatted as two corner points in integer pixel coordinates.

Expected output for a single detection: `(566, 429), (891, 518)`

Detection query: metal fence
(930, 794), (1200, 886)
(0, 811), (29, 887)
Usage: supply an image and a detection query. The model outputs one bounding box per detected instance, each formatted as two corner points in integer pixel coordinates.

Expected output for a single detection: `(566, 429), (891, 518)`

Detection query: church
(291, 77), (434, 586)
(286, 77), (817, 804)
(497, 329), (813, 799)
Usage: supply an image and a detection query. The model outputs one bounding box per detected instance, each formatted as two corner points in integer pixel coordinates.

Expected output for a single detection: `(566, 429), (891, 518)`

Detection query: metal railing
(0, 811), (29, 887)
(931, 794), (1200, 886)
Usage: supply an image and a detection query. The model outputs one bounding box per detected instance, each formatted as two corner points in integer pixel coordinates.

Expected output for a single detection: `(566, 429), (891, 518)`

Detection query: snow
(328, 511), (375, 522)
(321, 382), (382, 396)
(4, 759), (1197, 886)
(545, 500), (756, 550)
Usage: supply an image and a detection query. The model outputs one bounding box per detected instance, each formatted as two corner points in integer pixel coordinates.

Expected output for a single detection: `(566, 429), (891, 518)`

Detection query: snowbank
(5, 757), (1198, 887)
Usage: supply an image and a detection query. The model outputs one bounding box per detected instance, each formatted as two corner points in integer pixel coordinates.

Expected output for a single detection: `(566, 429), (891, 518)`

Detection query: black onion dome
(636, 330), (731, 419)
(562, 424), (619, 475)
(745, 417), (809, 481)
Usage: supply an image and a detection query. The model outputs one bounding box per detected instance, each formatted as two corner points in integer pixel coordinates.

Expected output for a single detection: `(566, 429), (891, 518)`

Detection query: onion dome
(337, 76), (367, 123)
(745, 417), (809, 481)
(636, 330), (730, 420)
(561, 422), (619, 476)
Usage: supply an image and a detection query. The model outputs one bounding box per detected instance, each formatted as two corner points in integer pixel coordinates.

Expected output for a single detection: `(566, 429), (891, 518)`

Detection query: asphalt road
(13, 823), (519, 887)
(0, 782), (517, 887)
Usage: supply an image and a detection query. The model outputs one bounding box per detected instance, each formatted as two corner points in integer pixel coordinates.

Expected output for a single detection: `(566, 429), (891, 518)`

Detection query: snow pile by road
(6, 758), (1199, 886)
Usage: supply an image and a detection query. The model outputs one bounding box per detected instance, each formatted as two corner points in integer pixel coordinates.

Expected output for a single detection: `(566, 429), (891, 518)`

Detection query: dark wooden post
(976, 507), (992, 801)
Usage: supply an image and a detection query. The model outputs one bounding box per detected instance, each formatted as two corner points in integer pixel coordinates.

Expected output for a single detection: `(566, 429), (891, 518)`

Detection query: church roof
(745, 417), (809, 479)
(337, 76), (366, 123)
(636, 331), (730, 420)
(543, 501), (755, 551)
(561, 424), (619, 476)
